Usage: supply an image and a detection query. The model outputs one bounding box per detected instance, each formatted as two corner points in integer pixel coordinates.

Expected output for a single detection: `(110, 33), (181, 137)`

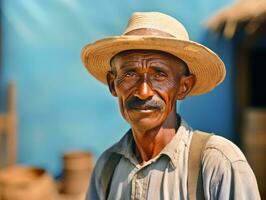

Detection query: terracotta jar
(0, 166), (58, 200)
(62, 151), (93, 195)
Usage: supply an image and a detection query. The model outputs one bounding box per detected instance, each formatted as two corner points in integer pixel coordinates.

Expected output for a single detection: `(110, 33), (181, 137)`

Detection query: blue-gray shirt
(87, 120), (260, 200)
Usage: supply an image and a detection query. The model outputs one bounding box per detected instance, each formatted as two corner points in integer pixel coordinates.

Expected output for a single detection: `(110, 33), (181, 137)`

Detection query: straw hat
(81, 12), (226, 96)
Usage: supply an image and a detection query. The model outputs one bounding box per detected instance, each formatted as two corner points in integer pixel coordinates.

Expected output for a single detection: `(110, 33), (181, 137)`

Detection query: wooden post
(0, 115), (5, 168)
(6, 81), (17, 165)
(0, 81), (17, 167)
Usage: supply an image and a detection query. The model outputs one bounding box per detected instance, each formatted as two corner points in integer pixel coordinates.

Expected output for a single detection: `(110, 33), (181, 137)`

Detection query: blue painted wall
(0, 0), (234, 176)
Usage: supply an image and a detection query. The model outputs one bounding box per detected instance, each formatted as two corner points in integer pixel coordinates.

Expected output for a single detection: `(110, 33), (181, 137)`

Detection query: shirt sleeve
(202, 135), (261, 200)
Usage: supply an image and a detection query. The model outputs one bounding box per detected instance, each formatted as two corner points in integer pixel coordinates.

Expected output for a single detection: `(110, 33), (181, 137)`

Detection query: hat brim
(81, 36), (226, 96)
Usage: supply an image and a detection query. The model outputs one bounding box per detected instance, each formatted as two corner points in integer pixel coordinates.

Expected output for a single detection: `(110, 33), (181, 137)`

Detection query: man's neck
(131, 113), (181, 165)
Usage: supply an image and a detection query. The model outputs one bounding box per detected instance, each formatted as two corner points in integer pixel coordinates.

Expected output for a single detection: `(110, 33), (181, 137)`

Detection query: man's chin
(126, 109), (164, 129)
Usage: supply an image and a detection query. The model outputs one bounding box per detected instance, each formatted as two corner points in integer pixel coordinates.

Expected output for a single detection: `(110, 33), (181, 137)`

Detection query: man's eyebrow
(118, 61), (139, 70)
(148, 60), (171, 70)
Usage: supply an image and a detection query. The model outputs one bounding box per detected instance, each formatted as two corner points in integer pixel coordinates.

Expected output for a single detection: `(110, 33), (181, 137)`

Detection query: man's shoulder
(199, 133), (248, 185)
(91, 143), (121, 183)
(96, 140), (122, 166)
(202, 133), (247, 163)
(93, 131), (130, 176)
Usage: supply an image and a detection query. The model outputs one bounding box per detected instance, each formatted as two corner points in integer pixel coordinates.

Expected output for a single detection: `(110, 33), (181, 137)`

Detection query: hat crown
(82, 11), (226, 96)
(123, 12), (189, 40)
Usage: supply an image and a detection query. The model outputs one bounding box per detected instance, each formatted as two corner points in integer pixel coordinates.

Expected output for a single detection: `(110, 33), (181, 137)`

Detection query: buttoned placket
(130, 160), (154, 200)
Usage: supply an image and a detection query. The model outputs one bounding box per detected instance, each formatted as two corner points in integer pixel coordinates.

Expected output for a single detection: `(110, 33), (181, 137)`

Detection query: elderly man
(82, 12), (260, 200)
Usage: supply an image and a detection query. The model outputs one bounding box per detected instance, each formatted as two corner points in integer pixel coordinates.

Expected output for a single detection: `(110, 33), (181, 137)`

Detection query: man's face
(107, 50), (194, 131)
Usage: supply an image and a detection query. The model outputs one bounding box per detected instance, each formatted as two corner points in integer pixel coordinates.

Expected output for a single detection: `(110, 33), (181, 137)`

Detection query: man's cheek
(118, 98), (128, 118)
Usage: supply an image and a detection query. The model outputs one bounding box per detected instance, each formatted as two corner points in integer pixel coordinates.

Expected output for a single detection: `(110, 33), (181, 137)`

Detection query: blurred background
(0, 0), (265, 199)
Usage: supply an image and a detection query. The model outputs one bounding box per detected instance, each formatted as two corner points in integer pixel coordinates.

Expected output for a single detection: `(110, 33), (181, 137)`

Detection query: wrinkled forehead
(110, 49), (187, 67)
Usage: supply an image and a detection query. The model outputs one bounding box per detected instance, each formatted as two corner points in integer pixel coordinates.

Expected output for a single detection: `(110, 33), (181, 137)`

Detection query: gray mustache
(125, 96), (165, 110)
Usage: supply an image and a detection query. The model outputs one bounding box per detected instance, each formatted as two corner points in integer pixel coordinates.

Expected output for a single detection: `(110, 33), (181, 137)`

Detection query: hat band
(123, 28), (176, 38)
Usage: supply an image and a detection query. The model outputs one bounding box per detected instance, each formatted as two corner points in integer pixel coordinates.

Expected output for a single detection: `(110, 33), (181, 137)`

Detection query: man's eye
(125, 71), (137, 77)
(154, 71), (167, 79)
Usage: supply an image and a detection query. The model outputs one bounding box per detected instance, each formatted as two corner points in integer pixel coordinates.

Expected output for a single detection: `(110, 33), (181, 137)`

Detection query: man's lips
(129, 106), (159, 110)
(128, 105), (160, 113)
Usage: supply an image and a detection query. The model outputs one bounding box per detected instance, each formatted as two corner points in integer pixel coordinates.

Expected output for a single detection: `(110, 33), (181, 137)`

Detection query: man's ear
(106, 71), (117, 97)
(176, 74), (196, 100)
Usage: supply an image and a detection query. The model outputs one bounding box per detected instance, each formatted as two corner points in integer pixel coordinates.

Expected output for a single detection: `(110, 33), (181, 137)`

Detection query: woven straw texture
(81, 12), (226, 96)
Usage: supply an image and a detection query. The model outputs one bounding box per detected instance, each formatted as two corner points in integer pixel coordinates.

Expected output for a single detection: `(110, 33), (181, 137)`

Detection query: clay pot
(63, 151), (93, 171)
(62, 151), (93, 195)
(0, 166), (58, 200)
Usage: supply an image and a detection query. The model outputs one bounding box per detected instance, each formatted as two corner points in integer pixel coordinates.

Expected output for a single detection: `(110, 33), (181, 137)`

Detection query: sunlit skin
(107, 50), (195, 164)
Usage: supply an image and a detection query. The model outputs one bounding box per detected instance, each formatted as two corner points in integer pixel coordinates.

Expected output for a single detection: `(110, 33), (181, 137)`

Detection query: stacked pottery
(0, 166), (58, 200)
(62, 151), (93, 195)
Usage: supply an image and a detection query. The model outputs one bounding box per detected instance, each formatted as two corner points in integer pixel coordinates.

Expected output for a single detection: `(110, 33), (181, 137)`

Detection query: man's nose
(135, 79), (154, 100)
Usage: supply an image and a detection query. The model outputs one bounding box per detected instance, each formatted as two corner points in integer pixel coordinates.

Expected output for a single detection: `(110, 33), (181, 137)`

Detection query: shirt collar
(110, 118), (193, 168)
(160, 119), (192, 168)
(110, 129), (136, 161)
